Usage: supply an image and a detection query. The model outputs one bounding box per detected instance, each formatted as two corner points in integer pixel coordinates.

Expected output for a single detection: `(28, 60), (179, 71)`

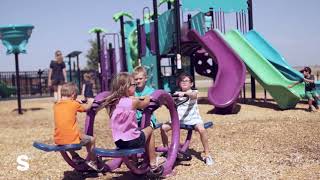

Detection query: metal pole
(108, 43), (114, 89)
(248, 0), (256, 99)
(153, 0), (162, 88)
(167, 1), (172, 9)
(96, 31), (104, 92)
(76, 55), (81, 91)
(136, 19), (142, 61)
(222, 12), (226, 33)
(68, 56), (72, 81)
(174, 0), (182, 74)
(14, 53), (22, 114)
(38, 70), (43, 96)
(210, 7), (214, 29)
(120, 16), (128, 71)
(187, 14), (195, 89)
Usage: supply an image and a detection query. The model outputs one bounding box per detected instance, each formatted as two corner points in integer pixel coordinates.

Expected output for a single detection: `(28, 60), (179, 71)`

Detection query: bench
(94, 148), (145, 158)
(33, 142), (82, 152)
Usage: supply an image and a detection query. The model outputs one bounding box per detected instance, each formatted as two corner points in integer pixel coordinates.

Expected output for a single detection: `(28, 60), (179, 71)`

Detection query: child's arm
(174, 90), (198, 99)
(288, 81), (301, 88)
(303, 78), (314, 83)
(132, 96), (151, 110)
(82, 98), (94, 111)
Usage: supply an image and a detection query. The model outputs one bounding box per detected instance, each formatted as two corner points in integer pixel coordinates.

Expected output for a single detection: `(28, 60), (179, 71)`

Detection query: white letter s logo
(17, 155), (29, 171)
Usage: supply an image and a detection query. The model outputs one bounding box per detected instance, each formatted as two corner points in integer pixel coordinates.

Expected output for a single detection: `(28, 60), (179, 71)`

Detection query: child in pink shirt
(99, 72), (165, 171)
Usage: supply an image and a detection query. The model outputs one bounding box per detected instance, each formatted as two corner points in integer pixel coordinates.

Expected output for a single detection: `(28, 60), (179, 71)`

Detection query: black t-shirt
(50, 60), (66, 81)
(84, 80), (94, 98)
(299, 75), (316, 91)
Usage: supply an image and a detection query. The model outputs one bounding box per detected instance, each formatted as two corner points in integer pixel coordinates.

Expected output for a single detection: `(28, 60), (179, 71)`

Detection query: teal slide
(245, 30), (320, 96)
(224, 29), (305, 109)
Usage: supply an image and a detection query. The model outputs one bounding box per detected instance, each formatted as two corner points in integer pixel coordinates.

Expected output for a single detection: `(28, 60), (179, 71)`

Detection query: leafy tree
(85, 40), (99, 70)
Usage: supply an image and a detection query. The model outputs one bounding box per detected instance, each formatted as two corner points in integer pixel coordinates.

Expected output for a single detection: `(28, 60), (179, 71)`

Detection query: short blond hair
(133, 66), (147, 77)
(60, 82), (78, 97)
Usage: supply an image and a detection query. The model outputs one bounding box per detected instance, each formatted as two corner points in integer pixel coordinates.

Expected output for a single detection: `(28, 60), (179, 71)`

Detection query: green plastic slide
(224, 30), (305, 109)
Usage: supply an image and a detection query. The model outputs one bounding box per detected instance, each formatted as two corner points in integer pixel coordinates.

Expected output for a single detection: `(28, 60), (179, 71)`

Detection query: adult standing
(48, 50), (67, 102)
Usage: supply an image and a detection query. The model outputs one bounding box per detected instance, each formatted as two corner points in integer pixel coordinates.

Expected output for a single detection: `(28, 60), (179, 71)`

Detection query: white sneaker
(204, 156), (214, 166)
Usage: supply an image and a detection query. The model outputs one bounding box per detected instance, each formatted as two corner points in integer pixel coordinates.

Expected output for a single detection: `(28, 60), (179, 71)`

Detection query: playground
(1, 0), (320, 179)
(1, 91), (320, 179)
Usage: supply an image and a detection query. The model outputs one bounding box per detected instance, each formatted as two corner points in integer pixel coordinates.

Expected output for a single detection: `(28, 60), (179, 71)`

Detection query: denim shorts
(115, 132), (146, 149)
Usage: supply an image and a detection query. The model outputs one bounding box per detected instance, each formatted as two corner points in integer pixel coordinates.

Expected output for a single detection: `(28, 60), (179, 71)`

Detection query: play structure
(96, 0), (317, 110)
(0, 24), (34, 114)
(34, 90), (213, 177)
(97, 0), (251, 113)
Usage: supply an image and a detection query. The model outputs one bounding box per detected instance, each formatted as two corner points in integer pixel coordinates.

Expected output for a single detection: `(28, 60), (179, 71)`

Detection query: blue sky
(0, 0), (319, 71)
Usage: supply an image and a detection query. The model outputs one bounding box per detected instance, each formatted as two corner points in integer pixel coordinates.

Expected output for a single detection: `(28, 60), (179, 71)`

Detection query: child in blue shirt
(133, 66), (157, 128)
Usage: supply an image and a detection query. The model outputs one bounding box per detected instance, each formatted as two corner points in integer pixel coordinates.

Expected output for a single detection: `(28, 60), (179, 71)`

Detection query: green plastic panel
(141, 23), (159, 89)
(141, 55), (159, 89)
(124, 21), (138, 72)
(191, 12), (205, 36)
(158, 9), (176, 55)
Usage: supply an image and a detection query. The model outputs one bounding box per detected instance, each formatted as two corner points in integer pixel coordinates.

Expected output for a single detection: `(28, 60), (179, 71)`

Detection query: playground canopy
(182, 0), (248, 13)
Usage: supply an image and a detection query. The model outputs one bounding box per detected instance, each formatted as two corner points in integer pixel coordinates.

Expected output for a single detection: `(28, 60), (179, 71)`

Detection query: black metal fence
(0, 70), (100, 99)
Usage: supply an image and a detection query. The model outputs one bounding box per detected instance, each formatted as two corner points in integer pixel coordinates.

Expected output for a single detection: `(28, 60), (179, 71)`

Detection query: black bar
(108, 43), (114, 75)
(243, 83), (246, 103)
(76, 55), (81, 91)
(248, 0), (255, 99)
(38, 70), (42, 96)
(167, 1), (172, 9)
(14, 53), (22, 114)
(210, 7), (214, 29)
(248, 0), (254, 30)
(136, 19), (142, 61)
(187, 14), (195, 88)
(68, 57), (72, 81)
(108, 43), (114, 89)
(175, 0), (182, 74)
(153, 0), (162, 89)
(120, 16), (128, 72)
(25, 72), (28, 95)
(187, 14), (192, 29)
(95, 31), (103, 92)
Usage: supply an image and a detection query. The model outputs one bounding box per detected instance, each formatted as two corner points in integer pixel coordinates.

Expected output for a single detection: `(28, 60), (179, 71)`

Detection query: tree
(85, 40), (99, 70)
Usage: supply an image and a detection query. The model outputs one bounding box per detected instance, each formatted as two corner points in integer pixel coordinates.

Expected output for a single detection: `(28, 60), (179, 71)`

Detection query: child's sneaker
(308, 106), (314, 112)
(86, 160), (104, 172)
(203, 155), (214, 166)
(150, 156), (166, 171)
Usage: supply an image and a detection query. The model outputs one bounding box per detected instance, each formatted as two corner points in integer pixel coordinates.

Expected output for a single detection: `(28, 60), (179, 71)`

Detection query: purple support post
(100, 37), (108, 91)
(140, 25), (147, 57)
(119, 47), (125, 72)
(150, 22), (156, 54)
